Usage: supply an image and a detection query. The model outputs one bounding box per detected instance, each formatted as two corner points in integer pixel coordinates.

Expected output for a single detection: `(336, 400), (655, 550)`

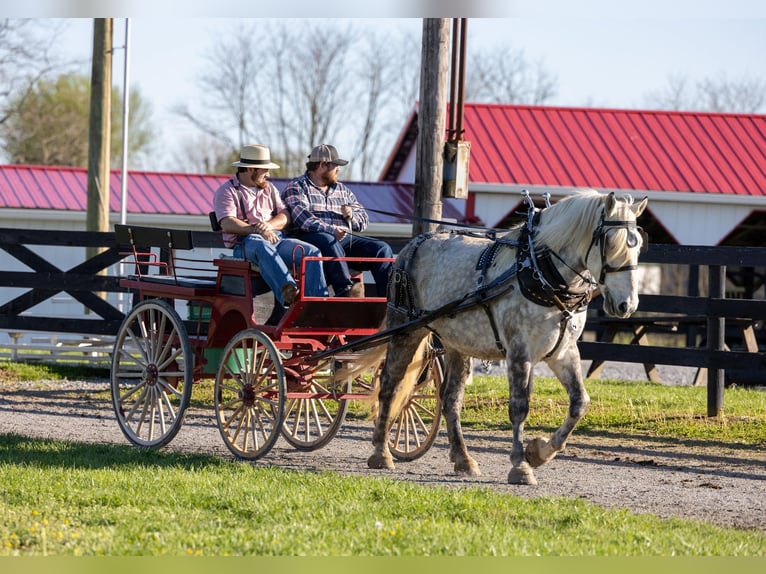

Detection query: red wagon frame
(110, 224), (443, 461)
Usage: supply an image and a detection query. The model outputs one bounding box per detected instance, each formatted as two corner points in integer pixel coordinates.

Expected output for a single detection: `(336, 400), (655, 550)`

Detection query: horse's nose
(619, 301), (629, 315)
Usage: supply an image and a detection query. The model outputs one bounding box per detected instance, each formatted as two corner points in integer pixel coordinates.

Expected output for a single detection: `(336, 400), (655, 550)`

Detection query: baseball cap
(308, 144), (349, 166)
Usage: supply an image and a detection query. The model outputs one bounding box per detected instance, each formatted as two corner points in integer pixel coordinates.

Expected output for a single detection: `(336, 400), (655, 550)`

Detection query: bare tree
(172, 24), (262, 151)
(174, 20), (359, 176)
(644, 73), (766, 113)
(173, 21), (555, 179)
(0, 19), (72, 127)
(170, 134), (236, 175)
(466, 44), (557, 104)
(697, 75), (766, 113)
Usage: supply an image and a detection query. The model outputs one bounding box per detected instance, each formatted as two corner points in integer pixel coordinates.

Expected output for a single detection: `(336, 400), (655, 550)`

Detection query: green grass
(1, 360), (765, 555)
(462, 375), (766, 446)
(0, 361), (109, 384)
(0, 436), (764, 556)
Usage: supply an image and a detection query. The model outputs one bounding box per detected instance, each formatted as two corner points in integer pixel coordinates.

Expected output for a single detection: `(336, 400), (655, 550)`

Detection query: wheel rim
(214, 329), (285, 460)
(111, 299), (193, 448)
(280, 357), (350, 451)
(388, 345), (444, 461)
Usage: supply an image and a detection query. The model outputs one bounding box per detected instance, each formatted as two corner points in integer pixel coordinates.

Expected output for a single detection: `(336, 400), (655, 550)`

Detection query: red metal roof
(0, 164), (465, 224)
(382, 103), (766, 196)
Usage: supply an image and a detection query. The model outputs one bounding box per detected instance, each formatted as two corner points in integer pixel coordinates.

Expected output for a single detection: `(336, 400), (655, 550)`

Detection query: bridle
(585, 209), (648, 284)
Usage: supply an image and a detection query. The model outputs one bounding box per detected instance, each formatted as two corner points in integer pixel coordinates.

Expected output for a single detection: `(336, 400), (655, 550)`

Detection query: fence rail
(0, 227), (763, 416)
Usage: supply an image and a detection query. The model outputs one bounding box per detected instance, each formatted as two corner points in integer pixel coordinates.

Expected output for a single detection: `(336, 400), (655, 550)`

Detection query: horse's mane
(534, 190), (636, 255)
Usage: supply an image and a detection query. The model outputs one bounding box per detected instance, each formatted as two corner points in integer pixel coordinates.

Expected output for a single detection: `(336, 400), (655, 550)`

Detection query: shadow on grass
(0, 432), (229, 471)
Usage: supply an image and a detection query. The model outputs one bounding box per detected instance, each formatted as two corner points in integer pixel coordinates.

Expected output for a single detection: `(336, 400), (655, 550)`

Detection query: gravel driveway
(1, 367), (764, 533)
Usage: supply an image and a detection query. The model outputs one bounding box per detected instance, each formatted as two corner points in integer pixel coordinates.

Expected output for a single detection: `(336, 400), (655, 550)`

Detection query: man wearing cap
(282, 144), (393, 297)
(213, 144), (329, 307)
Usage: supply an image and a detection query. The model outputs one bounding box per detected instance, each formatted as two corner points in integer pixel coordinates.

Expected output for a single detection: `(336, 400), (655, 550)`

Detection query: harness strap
(480, 300), (507, 353)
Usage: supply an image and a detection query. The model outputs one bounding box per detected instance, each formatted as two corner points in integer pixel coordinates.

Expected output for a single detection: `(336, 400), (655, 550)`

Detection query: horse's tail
(333, 342), (388, 388)
(368, 334), (432, 422)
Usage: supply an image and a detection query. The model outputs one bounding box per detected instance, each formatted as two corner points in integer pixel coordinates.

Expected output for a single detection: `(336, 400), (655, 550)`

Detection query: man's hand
(340, 205), (353, 220)
(251, 222), (279, 244)
(333, 226), (347, 241)
(261, 228), (279, 244)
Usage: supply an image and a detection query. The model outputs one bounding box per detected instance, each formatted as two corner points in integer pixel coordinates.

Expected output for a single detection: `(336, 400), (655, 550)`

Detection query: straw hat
(232, 144), (280, 169)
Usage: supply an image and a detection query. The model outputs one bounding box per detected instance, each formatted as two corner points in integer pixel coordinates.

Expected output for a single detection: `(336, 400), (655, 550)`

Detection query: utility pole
(87, 18), (112, 237)
(86, 18), (112, 306)
(413, 18), (450, 236)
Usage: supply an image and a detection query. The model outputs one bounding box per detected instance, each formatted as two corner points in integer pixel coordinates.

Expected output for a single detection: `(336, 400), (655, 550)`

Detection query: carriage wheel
(214, 329), (285, 460)
(280, 356), (350, 451)
(111, 298), (193, 448)
(388, 342), (444, 461)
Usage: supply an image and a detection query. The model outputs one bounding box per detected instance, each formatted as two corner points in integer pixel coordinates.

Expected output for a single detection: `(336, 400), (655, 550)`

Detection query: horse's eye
(626, 230), (639, 248)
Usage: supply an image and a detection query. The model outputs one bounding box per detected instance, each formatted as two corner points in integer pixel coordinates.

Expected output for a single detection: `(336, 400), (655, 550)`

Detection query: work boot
(347, 281), (365, 298)
(281, 283), (298, 306)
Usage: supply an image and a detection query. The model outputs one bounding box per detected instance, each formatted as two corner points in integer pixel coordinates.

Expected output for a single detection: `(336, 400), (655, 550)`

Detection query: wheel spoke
(111, 300), (192, 448)
(214, 329), (284, 461)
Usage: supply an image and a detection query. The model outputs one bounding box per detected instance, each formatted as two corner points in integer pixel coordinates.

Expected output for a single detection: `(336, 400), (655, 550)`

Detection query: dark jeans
(293, 230), (393, 296)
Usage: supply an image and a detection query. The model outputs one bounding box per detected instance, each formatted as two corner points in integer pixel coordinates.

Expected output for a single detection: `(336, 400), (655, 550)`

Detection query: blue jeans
(292, 231), (393, 296)
(233, 232), (329, 305)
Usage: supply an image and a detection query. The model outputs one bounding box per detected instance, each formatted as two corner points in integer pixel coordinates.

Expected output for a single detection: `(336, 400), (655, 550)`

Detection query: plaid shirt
(282, 173), (369, 235)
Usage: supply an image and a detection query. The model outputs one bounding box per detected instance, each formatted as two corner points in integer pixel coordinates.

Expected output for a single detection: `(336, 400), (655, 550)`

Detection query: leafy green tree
(0, 73), (154, 168)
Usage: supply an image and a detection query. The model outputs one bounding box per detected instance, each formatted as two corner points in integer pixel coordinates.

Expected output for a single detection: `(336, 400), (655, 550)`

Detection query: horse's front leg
(441, 351), (481, 476)
(525, 349), (590, 468)
(506, 350), (537, 485)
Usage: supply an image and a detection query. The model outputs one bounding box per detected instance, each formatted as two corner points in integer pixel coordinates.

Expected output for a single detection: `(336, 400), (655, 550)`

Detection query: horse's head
(587, 192), (648, 318)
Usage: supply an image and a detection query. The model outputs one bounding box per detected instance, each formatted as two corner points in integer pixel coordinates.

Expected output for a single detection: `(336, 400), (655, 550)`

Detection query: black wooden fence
(1, 227), (764, 416)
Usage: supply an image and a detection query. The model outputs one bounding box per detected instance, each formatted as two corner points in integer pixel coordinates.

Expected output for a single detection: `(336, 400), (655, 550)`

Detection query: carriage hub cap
(241, 384), (255, 406)
(144, 364), (159, 386)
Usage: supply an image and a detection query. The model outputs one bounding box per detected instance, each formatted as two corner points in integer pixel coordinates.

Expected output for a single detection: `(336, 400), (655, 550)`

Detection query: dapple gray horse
(366, 190), (647, 485)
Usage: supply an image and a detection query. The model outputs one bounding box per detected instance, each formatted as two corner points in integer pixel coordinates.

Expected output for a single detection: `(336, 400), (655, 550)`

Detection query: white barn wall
(0, 209), (412, 344)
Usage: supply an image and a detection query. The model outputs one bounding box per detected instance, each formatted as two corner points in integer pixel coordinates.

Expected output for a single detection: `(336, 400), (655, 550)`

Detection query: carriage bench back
(114, 224), (218, 292)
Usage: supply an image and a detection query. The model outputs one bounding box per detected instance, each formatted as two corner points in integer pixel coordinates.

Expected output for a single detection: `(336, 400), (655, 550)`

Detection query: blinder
(587, 215), (648, 283)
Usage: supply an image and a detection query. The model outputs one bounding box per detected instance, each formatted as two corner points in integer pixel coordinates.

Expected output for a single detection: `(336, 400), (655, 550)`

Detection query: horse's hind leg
(506, 350), (538, 485)
(441, 350), (481, 476)
(525, 352), (590, 468)
(368, 329), (428, 471)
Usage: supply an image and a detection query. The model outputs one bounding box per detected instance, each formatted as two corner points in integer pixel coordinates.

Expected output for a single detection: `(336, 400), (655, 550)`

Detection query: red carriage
(110, 224), (443, 462)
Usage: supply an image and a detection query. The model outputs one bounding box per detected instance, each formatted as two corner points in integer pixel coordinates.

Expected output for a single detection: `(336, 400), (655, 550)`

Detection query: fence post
(707, 265), (726, 417)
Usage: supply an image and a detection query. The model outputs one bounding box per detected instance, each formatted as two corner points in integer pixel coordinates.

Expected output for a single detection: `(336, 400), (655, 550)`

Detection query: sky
(6, 1), (766, 173)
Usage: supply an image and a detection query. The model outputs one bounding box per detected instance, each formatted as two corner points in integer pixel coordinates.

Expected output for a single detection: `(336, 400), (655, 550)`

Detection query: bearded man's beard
(324, 171), (338, 186)
(251, 174), (269, 189)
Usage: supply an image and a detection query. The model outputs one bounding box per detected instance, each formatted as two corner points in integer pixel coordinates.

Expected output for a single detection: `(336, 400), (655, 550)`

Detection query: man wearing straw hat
(213, 144), (329, 306)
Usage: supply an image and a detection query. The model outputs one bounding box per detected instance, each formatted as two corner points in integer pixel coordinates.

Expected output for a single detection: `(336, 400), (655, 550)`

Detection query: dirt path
(1, 378), (765, 532)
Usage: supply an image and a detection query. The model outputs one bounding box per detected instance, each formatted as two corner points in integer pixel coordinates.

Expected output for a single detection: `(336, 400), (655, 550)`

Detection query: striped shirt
(282, 173), (369, 235)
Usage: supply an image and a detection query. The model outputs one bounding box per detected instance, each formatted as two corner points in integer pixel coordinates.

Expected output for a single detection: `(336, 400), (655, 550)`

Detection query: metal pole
(120, 18), (131, 225)
(455, 18), (467, 140)
(707, 265), (726, 417)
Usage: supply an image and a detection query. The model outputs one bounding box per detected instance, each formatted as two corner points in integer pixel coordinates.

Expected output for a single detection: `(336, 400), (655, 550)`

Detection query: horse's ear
(633, 196), (648, 217)
(604, 191), (617, 215)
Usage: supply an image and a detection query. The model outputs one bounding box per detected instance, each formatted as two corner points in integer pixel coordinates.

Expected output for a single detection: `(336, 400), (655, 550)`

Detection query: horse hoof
(525, 437), (558, 468)
(367, 452), (395, 470)
(454, 460), (482, 477)
(508, 462), (538, 485)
